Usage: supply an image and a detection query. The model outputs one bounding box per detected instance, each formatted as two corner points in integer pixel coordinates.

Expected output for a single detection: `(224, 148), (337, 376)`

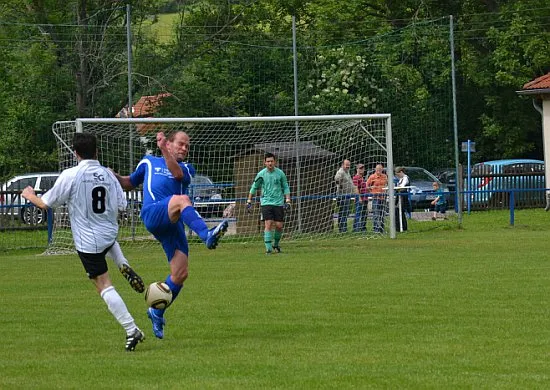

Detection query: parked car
(403, 167), (449, 210)
(189, 174), (225, 217)
(466, 159), (545, 208)
(433, 168), (457, 206)
(0, 172), (60, 224)
(433, 168), (457, 194)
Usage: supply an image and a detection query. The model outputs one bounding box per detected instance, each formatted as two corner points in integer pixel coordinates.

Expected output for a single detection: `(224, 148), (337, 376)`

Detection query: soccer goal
(47, 115), (395, 254)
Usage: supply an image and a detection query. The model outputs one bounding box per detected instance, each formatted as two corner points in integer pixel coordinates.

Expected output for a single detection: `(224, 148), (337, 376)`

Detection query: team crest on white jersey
(93, 173), (105, 181)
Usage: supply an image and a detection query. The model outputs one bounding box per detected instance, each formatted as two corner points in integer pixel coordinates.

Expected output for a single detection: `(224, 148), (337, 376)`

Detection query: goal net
(47, 115), (394, 254)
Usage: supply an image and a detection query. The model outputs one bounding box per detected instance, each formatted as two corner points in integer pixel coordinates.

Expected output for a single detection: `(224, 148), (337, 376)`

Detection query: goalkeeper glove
(284, 200), (291, 210)
(246, 201), (253, 213)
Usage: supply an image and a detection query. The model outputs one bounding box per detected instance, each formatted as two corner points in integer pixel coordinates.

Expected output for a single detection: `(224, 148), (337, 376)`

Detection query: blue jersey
(129, 155), (196, 260)
(129, 155), (196, 207)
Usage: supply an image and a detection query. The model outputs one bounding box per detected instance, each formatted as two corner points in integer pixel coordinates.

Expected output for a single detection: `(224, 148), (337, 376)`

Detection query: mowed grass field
(1, 210), (550, 388)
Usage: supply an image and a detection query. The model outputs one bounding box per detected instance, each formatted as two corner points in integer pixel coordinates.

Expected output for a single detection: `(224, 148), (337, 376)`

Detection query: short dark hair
(264, 152), (276, 160)
(72, 132), (97, 159)
(167, 131), (187, 142)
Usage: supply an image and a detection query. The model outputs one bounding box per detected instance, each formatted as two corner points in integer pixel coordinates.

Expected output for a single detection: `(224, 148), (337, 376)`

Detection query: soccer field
(1, 210), (550, 388)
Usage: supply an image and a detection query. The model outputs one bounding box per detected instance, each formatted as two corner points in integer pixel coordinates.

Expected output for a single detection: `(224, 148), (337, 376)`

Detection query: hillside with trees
(0, 0), (548, 179)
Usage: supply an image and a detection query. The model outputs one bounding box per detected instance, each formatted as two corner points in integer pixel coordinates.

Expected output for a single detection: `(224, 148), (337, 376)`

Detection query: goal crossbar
(47, 114), (395, 255)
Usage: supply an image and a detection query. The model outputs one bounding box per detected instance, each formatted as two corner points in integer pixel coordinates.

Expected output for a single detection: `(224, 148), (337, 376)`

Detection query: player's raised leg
(106, 241), (145, 293)
(168, 195), (228, 249)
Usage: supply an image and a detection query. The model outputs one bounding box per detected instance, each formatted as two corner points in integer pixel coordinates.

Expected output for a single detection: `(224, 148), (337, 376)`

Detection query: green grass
(1, 210), (550, 388)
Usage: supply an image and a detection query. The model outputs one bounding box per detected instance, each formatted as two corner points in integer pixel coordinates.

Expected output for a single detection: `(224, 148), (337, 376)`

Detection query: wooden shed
(234, 141), (336, 235)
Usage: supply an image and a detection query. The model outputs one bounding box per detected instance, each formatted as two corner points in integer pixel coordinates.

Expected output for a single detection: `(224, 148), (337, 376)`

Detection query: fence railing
(461, 168), (545, 210)
(1, 186), (548, 252)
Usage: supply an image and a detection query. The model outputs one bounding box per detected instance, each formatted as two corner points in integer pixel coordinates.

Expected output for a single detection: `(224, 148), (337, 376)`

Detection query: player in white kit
(22, 132), (145, 352)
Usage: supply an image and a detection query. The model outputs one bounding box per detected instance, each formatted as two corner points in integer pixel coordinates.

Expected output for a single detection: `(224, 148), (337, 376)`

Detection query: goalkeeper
(247, 152), (291, 254)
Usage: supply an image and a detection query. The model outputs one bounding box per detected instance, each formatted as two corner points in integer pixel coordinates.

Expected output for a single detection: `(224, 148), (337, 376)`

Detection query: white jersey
(41, 159), (127, 253)
(397, 174), (410, 188)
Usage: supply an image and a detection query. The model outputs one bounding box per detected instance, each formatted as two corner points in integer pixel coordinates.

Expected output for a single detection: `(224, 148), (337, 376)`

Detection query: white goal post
(47, 114), (395, 254)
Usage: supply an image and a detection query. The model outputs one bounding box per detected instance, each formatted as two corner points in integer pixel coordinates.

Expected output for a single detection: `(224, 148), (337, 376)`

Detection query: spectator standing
(334, 159), (358, 233)
(394, 167), (411, 232)
(366, 164), (388, 233)
(352, 164), (368, 232)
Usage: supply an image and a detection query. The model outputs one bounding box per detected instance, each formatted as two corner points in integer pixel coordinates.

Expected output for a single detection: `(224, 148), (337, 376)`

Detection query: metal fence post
(509, 190), (515, 226)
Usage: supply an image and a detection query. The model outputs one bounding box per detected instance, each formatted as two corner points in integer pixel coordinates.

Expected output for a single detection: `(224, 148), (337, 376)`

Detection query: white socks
(106, 241), (128, 269)
(100, 285), (136, 336)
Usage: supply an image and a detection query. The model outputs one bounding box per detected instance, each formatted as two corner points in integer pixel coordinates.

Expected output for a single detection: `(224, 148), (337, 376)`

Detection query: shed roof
(246, 141), (335, 159)
(116, 92), (172, 118)
(517, 72), (550, 96)
(132, 93), (172, 117)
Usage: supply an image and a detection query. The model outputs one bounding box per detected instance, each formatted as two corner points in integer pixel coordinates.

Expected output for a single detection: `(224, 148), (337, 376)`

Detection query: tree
(457, 0), (550, 161)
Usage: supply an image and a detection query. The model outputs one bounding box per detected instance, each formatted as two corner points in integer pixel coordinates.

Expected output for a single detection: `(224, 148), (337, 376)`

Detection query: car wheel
(20, 205), (45, 224)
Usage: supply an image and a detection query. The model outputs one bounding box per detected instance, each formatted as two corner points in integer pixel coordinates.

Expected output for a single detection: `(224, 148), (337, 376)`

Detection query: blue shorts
(141, 196), (189, 261)
(435, 203), (447, 213)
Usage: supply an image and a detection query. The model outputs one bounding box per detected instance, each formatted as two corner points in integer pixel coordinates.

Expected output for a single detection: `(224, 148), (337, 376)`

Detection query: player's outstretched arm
(111, 170), (135, 191)
(21, 186), (48, 210)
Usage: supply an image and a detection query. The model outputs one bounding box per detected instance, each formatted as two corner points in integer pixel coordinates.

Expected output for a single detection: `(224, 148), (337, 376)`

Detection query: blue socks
(181, 206), (208, 241)
(152, 275), (183, 317)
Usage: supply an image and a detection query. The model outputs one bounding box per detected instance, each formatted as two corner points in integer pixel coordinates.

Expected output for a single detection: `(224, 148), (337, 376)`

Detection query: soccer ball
(145, 282), (173, 309)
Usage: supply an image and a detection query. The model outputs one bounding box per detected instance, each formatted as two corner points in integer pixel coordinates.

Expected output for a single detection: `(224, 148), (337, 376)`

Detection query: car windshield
(192, 175), (213, 186)
(503, 163), (544, 174)
(40, 176), (59, 191)
(407, 169), (437, 183)
(6, 177), (37, 191)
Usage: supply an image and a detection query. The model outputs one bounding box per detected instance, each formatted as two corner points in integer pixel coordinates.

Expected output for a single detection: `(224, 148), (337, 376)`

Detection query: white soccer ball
(145, 282), (173, 309)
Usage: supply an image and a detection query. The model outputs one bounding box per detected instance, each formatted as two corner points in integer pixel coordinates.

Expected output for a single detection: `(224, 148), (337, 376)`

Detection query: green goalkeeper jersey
(249, 167), (290, 206)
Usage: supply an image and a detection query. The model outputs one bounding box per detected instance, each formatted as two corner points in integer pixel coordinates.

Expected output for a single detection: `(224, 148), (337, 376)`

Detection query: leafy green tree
(457, 0), (550, 161)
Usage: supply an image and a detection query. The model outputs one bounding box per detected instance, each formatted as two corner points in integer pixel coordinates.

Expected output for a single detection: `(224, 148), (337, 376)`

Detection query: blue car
(465, 159), (545, 207)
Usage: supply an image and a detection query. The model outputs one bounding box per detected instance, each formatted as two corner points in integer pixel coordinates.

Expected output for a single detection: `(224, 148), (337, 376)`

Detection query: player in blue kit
(115, 131), (228, 339)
